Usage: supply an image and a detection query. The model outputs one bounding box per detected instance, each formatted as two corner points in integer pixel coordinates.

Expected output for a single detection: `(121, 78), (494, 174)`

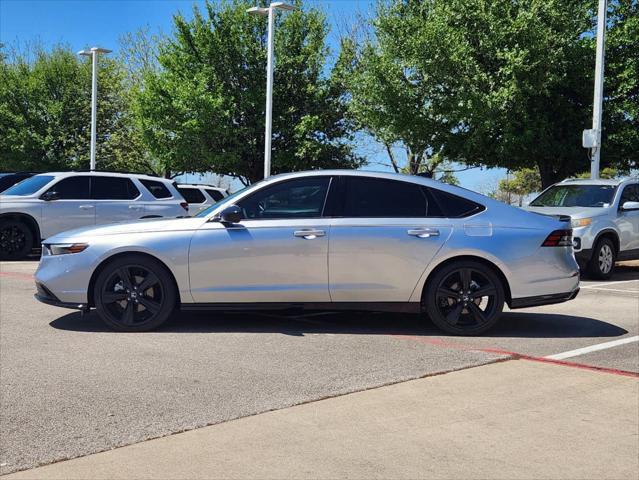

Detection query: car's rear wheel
(425, 260), (505, 335)
(93, 255), (177, 332)
(586, 237), (616, 280)
(0, 219), (34, 260)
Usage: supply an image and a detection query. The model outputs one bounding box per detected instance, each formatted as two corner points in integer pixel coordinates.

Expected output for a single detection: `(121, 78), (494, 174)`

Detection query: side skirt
(180, 302), (422, 314)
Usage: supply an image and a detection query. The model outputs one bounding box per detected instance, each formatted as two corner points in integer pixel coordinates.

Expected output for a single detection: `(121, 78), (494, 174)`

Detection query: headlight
(570, 218), (592, 228)
(44, 243), (89, 255)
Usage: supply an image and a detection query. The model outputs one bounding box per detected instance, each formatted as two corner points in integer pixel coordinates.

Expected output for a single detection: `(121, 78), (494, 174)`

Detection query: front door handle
(78, 205), (94, 210)
(294, 229), (326, 239)
(128, 205), (144, 210)
(407, 228), (440, 238)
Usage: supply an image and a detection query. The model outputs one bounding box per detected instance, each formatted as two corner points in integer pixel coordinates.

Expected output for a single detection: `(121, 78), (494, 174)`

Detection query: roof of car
(34, 171), (170, 182)
(177, 183), (225, 189)
(559, 177), (637, 186)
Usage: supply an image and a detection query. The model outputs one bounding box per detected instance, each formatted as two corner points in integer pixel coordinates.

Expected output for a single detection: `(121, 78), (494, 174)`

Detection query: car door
(91, 176), (144, 224)
(189, 176), (333, 303)
(328, 176), (452, 302)
(616, 183), (639, 252)
(41, 176), (94, 237)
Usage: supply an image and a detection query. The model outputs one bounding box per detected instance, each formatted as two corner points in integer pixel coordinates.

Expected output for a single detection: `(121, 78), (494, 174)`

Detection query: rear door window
(46, 176), (91, 199)
(177, 187), (206, 204)
(342, 177), (428, 217)
(92, 177), (140, 200)
(140, 179), (172, 199)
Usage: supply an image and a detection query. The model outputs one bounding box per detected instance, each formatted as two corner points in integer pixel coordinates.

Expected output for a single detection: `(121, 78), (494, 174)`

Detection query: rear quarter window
(140, 179), (172, 199)
(206, 189), (225, 201)
(426, 188), (485, 218)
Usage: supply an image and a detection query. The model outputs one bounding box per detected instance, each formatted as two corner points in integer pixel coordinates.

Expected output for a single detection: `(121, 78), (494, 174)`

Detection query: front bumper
(510, 288), (580, 309)
(574, 248), (593, 269)
(34, 283), (87, 310)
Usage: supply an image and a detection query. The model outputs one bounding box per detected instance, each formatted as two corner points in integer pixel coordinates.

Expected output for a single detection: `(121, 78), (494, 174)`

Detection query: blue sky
(0, 0), (505, 191)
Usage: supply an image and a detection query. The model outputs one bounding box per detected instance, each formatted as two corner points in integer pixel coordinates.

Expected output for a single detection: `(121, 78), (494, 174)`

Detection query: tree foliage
(135, 0), (362, 183)
(346, 0), (638, 188)
(0, 44), (145, 173)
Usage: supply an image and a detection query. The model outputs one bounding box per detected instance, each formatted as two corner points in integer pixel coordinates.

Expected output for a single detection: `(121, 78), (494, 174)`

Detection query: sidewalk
(6, 360), (638, 480)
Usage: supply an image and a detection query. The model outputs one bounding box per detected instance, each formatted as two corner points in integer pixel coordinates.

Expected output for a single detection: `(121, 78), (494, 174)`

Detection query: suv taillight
(542, 229), (573, 247)
(180, 201), (189, 212)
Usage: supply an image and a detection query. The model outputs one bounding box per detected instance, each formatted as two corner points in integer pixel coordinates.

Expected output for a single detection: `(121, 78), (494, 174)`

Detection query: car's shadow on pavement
(50, 309), (628, 338)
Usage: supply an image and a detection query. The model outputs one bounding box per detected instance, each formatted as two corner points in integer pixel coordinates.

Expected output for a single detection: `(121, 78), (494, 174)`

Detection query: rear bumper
(510, 288), (580, 309)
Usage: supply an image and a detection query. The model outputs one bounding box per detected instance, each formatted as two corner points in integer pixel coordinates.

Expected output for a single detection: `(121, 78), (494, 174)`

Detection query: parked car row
(0, 171), (228, 259)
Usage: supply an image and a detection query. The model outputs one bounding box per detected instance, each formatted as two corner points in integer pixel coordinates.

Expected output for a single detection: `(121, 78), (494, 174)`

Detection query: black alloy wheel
(425, 260), (505, 335)
(0, 219), (34, 260)
(94, 255), (176, 331)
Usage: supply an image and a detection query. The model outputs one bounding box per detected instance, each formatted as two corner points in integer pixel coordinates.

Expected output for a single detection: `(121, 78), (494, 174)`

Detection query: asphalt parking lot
(1, 260), (638, 477)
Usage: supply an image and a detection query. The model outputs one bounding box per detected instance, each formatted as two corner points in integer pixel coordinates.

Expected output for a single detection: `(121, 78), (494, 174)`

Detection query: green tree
(357, 0), (638, 189)
(498, 168), (542, 206)
(135, 0), (362, 183)
(340, 2), (460, 176)
(0, 44), (145, 173)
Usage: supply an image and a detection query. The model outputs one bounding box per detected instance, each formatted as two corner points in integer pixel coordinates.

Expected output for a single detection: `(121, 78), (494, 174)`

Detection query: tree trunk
(537, 161), (564, 189)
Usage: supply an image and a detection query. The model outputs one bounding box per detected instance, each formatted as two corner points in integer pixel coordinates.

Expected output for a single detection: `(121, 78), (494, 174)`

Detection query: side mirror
(621, 201), (639, 211)
(41, 191), (60, 201)
(215, 205), (243, 224)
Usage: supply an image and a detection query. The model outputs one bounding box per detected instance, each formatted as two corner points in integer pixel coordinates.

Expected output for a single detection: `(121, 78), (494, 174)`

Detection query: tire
(425, 260), (505, 336)
(93, 255), (177, 332)
(0, 219), (34, 260)
(586, 237), (616, 280)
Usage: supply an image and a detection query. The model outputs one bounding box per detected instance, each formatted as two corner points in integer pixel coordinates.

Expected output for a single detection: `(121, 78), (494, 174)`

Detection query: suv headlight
(570, 218), (592, 228)
(44, 243), (89, 255)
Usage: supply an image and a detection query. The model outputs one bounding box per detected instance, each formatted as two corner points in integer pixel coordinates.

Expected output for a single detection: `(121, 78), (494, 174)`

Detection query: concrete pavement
(5, 360), (638, 480)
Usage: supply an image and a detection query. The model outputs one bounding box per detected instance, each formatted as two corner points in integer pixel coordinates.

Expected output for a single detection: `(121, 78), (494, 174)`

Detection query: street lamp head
(77, 47), (112, 56)
(247, 6), (269, 15)
(270, 2), (296, 11)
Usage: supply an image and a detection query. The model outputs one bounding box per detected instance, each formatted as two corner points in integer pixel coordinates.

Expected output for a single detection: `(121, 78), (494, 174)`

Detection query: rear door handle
(129, 205), (144, 210)
(407, 228), (440, 238)
(78, 205), (94, 210)
(294, 229), (326, 239)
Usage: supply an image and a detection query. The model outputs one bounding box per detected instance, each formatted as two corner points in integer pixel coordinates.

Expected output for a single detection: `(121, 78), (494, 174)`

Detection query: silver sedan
(34, 170), (580, 335)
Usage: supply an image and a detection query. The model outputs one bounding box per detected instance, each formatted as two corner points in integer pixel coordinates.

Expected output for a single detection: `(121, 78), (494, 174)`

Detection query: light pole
(582, 0), (607, 179)
(247, 2), (296, 179)
(78, 47), (111, 171)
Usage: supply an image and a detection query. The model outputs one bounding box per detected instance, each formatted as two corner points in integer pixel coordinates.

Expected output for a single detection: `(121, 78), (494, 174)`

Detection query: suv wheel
(424, 260), (505, 336)
(0, 219), (34, 260)
(586, 238), (616, 280)
(93, 255), (177, 332)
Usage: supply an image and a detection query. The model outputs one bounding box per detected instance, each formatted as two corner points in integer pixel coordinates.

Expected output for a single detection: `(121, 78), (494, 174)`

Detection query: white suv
(0, 171), (189, 259)
(176, 184), (228, 215)
(526, 177), (639, 279)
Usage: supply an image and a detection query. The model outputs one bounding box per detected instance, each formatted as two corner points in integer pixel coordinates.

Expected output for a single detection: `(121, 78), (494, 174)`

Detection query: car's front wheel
(0, 219), (34, 260)
(586, 237), (616, 280)
(93, 255), (177, 332)
(425, 260), (505, 335)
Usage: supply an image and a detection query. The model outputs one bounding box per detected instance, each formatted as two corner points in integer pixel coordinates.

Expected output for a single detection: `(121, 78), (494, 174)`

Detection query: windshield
(530, 184), (617, 208)
(2, 175), (54, 196)
(195, 183), (256, 217)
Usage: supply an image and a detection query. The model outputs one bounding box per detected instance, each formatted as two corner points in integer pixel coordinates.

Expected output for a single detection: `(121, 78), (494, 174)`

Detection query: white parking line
(581, 279), (639, 289)
(545, 336), (639, 360)
(581, 287), (639, 294)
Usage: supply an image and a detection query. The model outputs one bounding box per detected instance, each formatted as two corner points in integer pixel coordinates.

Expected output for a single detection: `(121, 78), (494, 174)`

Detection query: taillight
(542, 229), (573, 247)
(180, 201), (189, 212)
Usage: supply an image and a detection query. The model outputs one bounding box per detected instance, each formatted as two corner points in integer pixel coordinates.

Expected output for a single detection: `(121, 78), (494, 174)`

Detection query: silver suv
(526, 177), (639, 279)
(0, 171), (189, 259)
